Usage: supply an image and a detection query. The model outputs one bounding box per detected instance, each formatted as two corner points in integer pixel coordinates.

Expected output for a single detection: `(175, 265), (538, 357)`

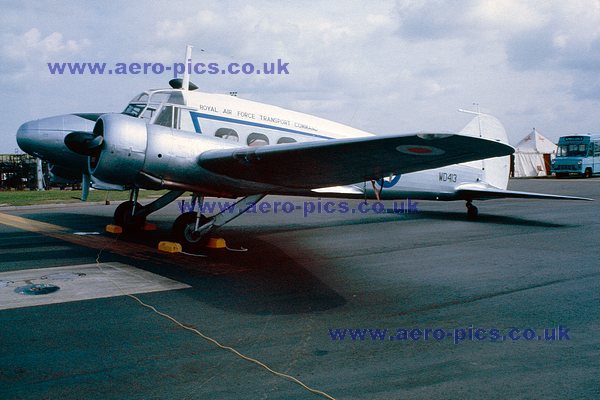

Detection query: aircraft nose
(16, 119), (40, 156)
(16, 114), (97, 166)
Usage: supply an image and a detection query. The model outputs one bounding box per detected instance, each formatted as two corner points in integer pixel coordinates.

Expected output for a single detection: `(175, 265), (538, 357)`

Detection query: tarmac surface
(0, 178), (598, 399)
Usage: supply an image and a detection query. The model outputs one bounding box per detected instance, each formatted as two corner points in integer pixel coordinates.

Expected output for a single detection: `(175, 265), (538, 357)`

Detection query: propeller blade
(64, 131), (103, 156)
(81, 173), (90, 201)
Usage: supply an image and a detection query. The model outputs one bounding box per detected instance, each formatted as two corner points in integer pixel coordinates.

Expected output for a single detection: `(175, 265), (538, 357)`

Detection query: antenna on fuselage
(169, 45), (199, 90)
(182, 44), (193, 92)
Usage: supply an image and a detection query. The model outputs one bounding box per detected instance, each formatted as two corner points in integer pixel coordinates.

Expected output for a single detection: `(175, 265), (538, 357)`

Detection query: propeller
(81, 173), (91, 201)
(64, 131), (103, 156)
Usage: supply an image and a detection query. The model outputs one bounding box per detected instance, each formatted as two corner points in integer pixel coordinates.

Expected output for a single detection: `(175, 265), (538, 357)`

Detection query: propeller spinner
(64, 131), (103, 156)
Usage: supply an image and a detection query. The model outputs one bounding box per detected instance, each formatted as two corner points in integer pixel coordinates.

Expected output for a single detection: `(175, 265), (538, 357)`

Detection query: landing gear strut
(109, 188), (266, 249)
(112, 189), (185, 231)
(171, 193), (265, 251)
(113, 188), (145, 230)
(466, 200), (478, 220)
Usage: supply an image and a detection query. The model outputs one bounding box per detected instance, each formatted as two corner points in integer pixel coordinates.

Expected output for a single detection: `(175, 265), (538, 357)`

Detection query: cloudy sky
(2, 0), (600, 153)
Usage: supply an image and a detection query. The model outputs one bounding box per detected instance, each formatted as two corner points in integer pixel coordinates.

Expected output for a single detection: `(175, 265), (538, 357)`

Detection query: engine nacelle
(89, 114), (148, 185)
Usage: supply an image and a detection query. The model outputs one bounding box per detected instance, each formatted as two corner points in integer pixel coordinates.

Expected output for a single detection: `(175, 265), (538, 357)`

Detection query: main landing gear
(112, 188), (265, 250)
(170, 193), (265, 250)
(112, 188), (184, 231)
(172, 212), (210, 247)
(466, 200), (478, 220)
(113, 200), (145, 229)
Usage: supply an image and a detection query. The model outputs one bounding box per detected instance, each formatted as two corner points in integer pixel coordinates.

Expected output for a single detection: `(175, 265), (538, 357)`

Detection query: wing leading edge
(198, 133), (513, 189)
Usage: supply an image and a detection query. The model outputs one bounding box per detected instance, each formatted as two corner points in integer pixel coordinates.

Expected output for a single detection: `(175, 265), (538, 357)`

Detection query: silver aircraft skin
(15, 49), (590, 248)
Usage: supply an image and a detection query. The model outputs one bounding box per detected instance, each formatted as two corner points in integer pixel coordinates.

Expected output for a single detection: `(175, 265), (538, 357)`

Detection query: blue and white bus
(551, 134), (600, 178)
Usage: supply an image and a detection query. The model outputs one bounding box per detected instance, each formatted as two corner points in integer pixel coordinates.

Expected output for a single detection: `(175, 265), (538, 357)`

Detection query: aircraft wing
(199, 133), (513, 189)
(456, 184), (593, 201)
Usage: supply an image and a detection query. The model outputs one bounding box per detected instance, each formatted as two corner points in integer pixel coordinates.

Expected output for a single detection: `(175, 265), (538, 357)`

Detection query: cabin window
(277, 137), (297, 144)
(215, 128), (239, 141)
(248, 132), (269, 146)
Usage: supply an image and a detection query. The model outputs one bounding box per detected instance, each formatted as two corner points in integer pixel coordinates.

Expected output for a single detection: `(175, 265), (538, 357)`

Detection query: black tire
(172, 212), (210, 250)
(466, 204), (478, 220)
(113, 201), (145, 230)
(584, 168), (592, 178)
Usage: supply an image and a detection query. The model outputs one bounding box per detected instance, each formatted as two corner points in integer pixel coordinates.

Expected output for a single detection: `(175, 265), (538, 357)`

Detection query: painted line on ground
(0, 212), (248, 275)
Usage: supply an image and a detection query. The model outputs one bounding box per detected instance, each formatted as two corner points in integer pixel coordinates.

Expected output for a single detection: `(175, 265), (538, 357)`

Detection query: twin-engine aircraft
(16, 47), (588, 248)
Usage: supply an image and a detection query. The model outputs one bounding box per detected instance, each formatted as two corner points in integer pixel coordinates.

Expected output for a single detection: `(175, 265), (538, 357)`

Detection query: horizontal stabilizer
(456, 184), (593, 201)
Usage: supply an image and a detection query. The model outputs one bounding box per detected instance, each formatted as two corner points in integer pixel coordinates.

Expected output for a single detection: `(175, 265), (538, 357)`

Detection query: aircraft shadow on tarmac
(411, 210), (569, 228)
(21, 202), (569, 239)
(210, 208), (570, 238)
(14, 212), (347, 315)
(13, 209), (573, 316)
(101, 233), (349, 316)
(170, 234), (348, 315)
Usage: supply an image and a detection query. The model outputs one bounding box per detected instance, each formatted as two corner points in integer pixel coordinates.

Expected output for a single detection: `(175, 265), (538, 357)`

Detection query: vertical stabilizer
(459, 112), (511, 189)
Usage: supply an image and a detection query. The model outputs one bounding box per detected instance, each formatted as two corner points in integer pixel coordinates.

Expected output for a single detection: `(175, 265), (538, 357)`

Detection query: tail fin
(459, 112), (511, 190)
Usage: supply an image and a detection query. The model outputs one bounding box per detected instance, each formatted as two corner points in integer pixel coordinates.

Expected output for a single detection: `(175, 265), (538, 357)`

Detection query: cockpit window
(132, 93), (149, 102)
(123, 90), (186, 121)
(167, 91), (185, 105)
(123, 104), (145, 117)
(148, 92), (171, 104)
(154, 106), (173, 128)
(142, 107), (156, 119)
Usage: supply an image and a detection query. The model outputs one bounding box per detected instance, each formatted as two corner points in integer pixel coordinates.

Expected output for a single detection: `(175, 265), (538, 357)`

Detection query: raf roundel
(395, 145), (446, 156)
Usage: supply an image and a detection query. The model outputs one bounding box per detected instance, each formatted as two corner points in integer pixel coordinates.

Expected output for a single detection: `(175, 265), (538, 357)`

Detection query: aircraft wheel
(114, 201), (146, 230)
(466, 202), (478, 220)
(172, 212), (209, 250)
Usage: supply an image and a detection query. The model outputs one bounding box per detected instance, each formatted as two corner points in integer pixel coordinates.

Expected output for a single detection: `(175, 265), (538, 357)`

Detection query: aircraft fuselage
(17, 87), (509, 199)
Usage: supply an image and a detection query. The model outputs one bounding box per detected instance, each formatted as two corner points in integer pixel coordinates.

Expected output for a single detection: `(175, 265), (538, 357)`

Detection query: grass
(0, 189), (171, 207)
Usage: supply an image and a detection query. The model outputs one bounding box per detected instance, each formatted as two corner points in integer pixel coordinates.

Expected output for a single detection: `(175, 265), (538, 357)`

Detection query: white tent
(513, 128), (557, 177)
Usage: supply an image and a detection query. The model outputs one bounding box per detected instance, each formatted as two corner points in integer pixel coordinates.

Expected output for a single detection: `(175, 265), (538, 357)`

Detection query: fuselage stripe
(189, 111), (333, 140)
